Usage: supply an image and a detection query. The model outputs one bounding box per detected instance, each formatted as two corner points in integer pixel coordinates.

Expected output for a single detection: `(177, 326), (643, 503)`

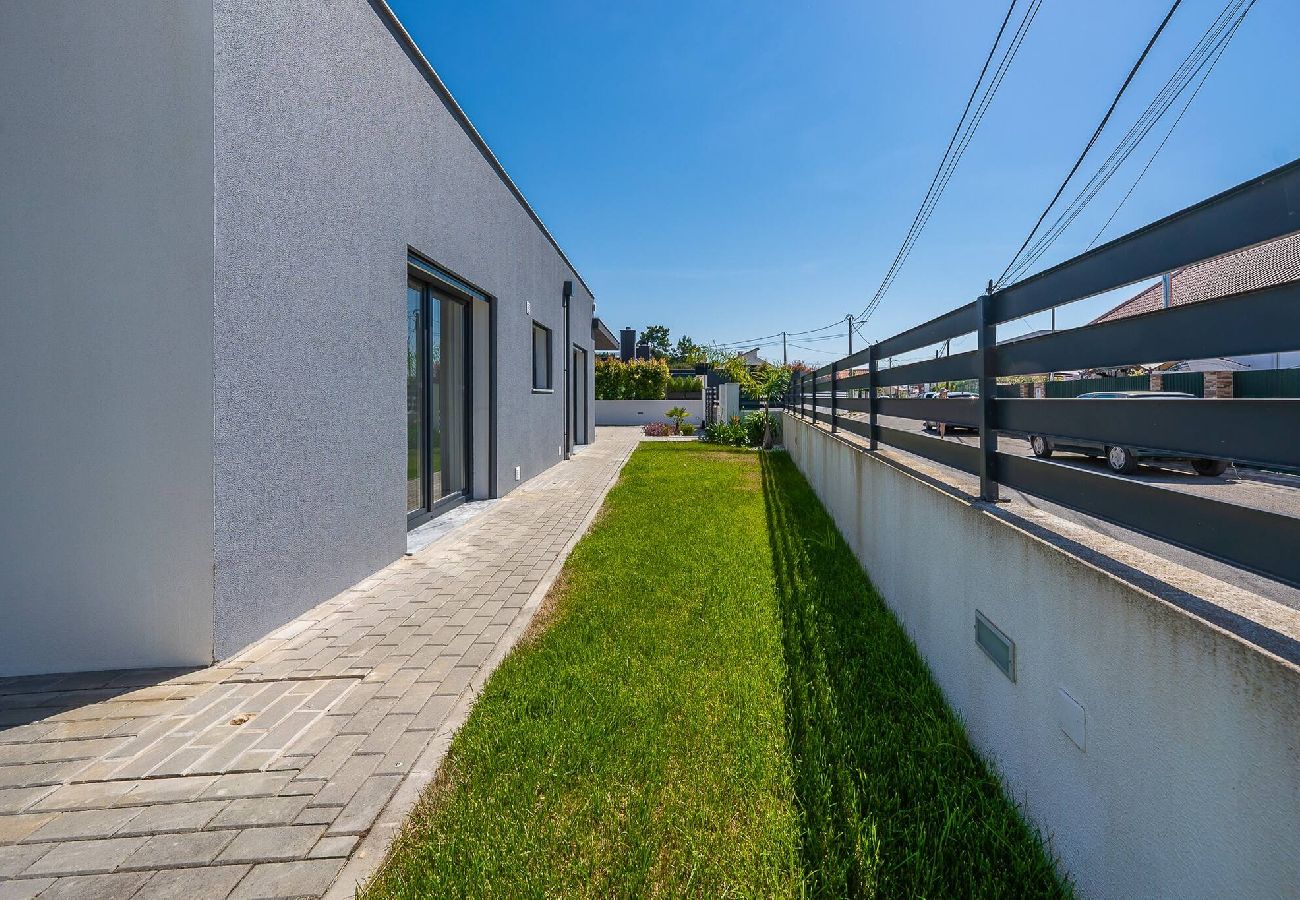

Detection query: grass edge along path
(362, 443), (1069, 898)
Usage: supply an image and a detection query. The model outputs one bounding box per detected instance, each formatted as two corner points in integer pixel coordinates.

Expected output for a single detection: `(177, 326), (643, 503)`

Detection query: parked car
(1028, 390), (1231, 476)
(921, 390), (979, 432)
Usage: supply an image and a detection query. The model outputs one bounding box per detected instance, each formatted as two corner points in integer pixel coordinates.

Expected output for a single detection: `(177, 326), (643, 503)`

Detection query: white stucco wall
(0, 2), (216, 676)
(595, 399), (704, 427)
(783, 413), (1300, 899)
(211, 0), (597, 658)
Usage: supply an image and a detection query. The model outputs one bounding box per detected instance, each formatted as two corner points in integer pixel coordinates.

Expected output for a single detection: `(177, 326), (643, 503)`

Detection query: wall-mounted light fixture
(975, 610), (1015, 682)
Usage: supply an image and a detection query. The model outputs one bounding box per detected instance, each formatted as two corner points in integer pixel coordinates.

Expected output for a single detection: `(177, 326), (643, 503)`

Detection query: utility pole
(847, 314), (854, 356)
(782, 331), (787, 365)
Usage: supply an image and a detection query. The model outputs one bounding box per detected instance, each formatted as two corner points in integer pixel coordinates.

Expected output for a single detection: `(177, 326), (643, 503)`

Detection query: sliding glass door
(408, 277), (469, 526)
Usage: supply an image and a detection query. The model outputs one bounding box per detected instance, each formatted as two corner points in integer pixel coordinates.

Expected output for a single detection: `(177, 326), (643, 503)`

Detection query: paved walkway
(0, 429), (641, 900)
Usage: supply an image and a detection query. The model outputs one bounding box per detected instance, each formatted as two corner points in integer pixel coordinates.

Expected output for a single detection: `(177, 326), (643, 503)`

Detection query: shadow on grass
(759, 450), (1070, 898)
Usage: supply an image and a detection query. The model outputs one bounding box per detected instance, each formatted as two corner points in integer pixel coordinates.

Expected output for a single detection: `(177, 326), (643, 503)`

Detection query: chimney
(619, 328), (636, 362)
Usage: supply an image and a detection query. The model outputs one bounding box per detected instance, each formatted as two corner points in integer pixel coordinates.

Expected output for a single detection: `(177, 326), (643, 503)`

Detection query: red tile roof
(1091, 230), (1300, 324)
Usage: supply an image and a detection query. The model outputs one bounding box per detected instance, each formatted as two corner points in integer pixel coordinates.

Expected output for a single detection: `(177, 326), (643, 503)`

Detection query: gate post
(867, 344), (878, 450)
(810, 372), (818, 426)
(830, 363), (838, 432)
(976, 292), (999, 501)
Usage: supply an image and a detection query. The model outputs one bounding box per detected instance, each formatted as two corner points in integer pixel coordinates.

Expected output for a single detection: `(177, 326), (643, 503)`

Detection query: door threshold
(406, 499), (498, 555)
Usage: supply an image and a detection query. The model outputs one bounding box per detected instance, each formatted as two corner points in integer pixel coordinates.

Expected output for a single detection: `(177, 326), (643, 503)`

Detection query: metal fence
(1160, 372), (1205, 397)
(1044, 375), (1151, 398)
(1234, 368), (1300, 398)
(789, 158), (1300, 588)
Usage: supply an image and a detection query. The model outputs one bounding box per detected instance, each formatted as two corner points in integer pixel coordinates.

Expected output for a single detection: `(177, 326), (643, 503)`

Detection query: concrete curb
(322, 437), (640, 900)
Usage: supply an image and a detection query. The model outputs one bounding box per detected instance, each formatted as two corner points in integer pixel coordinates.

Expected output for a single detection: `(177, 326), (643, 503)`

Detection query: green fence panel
(1045, 375), (1151, 398)
(1160, 372), (1205, 397)
(1233, 369), (1300, 398)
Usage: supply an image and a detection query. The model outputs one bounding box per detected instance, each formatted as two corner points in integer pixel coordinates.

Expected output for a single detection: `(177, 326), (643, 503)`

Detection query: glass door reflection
(407, 279), (425, 515)
(407, 277), (470, 527)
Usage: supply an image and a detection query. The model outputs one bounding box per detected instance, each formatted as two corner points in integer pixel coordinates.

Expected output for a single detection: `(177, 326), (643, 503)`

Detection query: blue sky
(389, 0), (1299, 365)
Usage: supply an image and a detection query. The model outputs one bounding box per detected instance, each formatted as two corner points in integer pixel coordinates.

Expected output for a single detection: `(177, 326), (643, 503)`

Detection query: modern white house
(0, 0), (598, 677)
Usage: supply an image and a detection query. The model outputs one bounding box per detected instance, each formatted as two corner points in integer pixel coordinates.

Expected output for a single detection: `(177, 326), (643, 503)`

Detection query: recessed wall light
(975, 610), (1015, 682)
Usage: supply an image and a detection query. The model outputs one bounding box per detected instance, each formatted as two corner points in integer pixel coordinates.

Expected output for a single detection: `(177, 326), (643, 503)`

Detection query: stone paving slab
(0, 429), (640, 899)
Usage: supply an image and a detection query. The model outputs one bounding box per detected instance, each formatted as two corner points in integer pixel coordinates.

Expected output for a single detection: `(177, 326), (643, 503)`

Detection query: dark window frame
(407, 263), (476, 529)
(532, 321), (553, 392)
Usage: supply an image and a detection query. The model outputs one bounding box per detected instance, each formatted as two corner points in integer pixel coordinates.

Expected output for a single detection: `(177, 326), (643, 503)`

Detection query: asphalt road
(870, 413), (1300, 610)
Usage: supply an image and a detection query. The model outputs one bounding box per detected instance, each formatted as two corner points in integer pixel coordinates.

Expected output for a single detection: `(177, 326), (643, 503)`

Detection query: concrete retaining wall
(783, 412), (1300, 899)
(596, 399), (703, 427)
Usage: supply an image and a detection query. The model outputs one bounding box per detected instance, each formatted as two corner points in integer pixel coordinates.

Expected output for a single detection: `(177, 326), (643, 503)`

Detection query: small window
(532, 322), (552, 390)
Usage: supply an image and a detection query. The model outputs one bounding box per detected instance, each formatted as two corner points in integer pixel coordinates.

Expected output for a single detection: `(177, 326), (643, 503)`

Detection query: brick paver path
(0, 429), (640, 900)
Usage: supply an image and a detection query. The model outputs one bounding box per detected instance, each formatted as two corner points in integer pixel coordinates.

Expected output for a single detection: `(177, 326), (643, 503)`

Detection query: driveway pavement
(0, 428), (640, 900)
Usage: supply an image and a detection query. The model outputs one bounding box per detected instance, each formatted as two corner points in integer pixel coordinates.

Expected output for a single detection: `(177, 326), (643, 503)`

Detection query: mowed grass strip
(364, 443), (1069, 898)
(365, 444), (801, 898)
(758, 449), (1069, 898)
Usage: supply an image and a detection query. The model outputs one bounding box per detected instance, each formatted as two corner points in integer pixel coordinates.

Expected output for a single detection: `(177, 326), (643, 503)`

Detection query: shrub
(702, 416), (748, 446)
(702, 412), (779, 448)
(744, 412), (780, 447)
(643, 422), (672, 437)
(595, 357), (670, 400)
(667, 375), (704, 395)
(679, 423), (696, 436)
(629, 358), (670, 400)
(595, 356), (622, 400)
(665, 406), (690, 434)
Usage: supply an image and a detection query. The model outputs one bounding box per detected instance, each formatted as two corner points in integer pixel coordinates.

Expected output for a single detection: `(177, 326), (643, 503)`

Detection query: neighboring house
(592, 318), (620, 352)
(738, 347), (771, 368)
(1091, 231), (1300, 370)
(1, 2), (598, 677)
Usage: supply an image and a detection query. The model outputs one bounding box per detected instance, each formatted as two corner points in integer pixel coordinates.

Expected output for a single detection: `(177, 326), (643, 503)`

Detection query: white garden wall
(595, 399), (703, 427)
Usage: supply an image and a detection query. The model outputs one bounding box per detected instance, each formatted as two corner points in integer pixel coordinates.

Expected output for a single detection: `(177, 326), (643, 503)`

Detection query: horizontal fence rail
(786, 158), (1300, 588)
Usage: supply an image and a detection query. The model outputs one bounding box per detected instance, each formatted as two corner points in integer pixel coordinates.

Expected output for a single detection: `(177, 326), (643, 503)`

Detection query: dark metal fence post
(867, 344), (878, 450)
(810, 373), (818, 426)
(976, 292), (999, 501)
(830, 363), (838, 432)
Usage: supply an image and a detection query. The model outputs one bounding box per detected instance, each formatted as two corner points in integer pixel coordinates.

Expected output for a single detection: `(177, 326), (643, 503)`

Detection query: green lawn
(365, 443), (1069, 898)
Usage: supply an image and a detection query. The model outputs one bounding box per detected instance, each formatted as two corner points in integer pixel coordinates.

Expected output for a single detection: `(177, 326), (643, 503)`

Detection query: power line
(855, 0), (1022, 319)
(1084, 1), (1253, 250)
(856, 0), (1044, 331)
(1002, 0), (1253, 281)
(706, 318), (845, 351)
(995, 0), (1184, 288)
(708, 0), (1041, 352)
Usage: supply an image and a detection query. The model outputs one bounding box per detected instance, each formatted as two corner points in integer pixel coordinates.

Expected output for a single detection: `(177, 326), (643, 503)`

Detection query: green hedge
(667, 375), (704, 394)
(595, 357), (670, 400)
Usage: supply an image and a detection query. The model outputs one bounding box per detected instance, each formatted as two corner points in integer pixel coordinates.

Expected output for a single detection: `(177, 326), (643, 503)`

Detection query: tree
(719, 358), (792, 450)
(639, 324), (671, 358)
(672, 335), (706, 365)
(665, 406), (690, 435)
